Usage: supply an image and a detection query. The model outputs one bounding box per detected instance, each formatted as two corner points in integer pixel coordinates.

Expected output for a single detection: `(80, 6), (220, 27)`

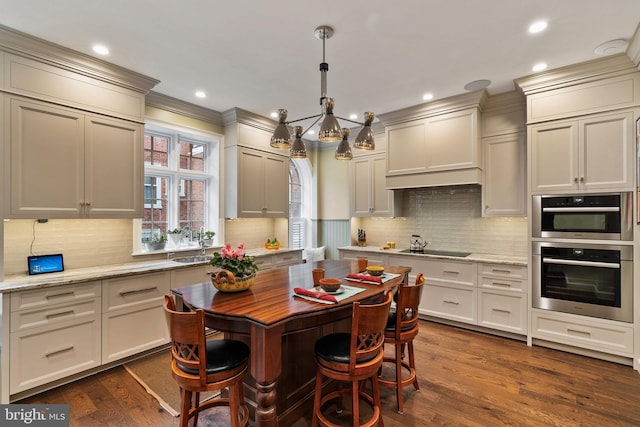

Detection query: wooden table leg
(251, 323), (284, 427)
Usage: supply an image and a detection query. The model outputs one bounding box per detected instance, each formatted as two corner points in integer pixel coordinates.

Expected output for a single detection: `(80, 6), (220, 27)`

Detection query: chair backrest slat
(350, 291), (393, 371)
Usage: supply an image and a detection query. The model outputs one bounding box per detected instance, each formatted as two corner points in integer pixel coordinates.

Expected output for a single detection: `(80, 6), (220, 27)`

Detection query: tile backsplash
(352, 185), (528, 257)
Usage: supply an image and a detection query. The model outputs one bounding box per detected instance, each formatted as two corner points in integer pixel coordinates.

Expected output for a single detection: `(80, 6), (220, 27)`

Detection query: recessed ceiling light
(464, 79), (491, 91)
(307, 129), (315, 135)
(195, 90), (206, 98)
(532, 62), (548, 72)
(349, 113), (358, 120)
(594, 39), (628, 55)
(422, 93), (434, 101)
(528, 20), (548, 34)
(92, 44), (109, 55)
(270, 111), (279, 118)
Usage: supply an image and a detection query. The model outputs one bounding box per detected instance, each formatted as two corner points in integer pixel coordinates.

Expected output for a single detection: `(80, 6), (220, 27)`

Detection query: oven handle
(542, 207), (619, 213)
(542, 258), (620, 269)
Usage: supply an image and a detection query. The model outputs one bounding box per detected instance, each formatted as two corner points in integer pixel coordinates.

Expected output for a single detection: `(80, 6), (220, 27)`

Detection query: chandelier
(270, 25), (375, 160)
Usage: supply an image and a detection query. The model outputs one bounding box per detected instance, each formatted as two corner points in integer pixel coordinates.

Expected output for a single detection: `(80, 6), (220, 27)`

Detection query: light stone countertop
(0, 248), (303, 293)
(338, 246), (527, 266)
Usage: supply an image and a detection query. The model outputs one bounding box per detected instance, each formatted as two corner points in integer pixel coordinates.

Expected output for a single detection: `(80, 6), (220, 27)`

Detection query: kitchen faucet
(198, 226), (206, 255)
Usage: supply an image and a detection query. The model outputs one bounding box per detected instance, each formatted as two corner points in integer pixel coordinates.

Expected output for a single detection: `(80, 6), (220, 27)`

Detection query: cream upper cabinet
(381, 94), (485, 190)
(5, 97), (143, 218)
(225, 146), (289, 218)
(351, 154), (400, 217)
(529, 110), (636, 194)
(482, 133), (526, 217)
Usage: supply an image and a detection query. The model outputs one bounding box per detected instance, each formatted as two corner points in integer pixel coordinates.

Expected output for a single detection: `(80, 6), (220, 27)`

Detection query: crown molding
(221, 107), (277, 133)
(146, 91), (223, 126)
(376, 90), (489, 126)
(627, 22), (640, 69)
(514, 54), (637, 95)
(0, 24), (159, 93)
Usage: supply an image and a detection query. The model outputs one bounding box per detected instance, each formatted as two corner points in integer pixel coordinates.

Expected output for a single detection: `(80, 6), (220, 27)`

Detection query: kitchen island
(173, 259), (410, 427)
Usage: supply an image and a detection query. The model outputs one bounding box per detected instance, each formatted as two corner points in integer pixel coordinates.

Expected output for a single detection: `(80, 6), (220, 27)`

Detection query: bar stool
(163, 295), (250, 427)
(312, 291), (393, 427)
(378, 273), (425, 414)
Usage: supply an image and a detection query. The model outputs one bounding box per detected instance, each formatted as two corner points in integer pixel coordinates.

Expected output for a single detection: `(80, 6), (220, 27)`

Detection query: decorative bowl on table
(366, 266), (385, 276)
(210, 270), (255, 292)
(318, 278), (342, 293)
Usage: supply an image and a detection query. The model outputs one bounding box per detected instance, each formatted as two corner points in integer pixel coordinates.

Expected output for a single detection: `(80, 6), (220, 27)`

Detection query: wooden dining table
(172, 259), (410, 427)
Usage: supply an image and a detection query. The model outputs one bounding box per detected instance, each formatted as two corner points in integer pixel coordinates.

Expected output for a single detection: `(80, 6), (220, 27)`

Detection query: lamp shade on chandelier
(269, 25), (375, 159)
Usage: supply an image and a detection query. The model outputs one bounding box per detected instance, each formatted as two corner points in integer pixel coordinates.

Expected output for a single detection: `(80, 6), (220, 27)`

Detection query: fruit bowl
(366, 266), (385, 276)
(318, 278), (341, 293)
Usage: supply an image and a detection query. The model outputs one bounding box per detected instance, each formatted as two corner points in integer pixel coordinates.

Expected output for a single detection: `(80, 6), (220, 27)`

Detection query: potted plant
(209, 243), (258, 292)
(167, 226), (189, 248)
(197, 230), (216, 247)
(143, 234), (166, 251)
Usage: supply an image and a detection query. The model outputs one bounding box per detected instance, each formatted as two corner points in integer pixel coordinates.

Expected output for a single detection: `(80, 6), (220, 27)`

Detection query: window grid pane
(142, 176), (168, 243)
(179, 140), (205, 172)
(144, 134), (169, 167)
(179, 179), (206, 234)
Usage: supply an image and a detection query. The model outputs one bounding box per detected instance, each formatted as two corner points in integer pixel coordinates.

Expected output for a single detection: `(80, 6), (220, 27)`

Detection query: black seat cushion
(178, 339), (250, 375)
(385, 312), (417, 333)
(315, 332), (376, 364)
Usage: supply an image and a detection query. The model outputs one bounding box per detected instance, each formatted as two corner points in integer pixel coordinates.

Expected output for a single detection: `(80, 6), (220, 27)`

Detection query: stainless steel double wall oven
(532, 192), (634, 323)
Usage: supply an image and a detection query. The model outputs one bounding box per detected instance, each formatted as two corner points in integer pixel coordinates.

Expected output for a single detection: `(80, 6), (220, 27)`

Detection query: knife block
(357, 240), (367, 247)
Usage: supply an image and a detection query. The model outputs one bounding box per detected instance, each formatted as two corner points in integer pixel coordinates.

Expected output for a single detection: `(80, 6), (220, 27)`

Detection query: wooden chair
(378, 273), (425, 414)
(163, 295), (250, 427)
(312, 291), (393, 427)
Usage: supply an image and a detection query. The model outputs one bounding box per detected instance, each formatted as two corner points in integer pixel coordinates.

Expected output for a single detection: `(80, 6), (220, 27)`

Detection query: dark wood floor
(19, 320), (640, 426)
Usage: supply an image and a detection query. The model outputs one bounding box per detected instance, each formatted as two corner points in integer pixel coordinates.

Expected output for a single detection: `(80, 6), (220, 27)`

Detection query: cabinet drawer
(10, 281), (101, 312)
(420, 285), (476, 324)
(423, 259), (476, 287)
(102, 301), (169, 363)
(102, 272), (170, 311)
(10, 316), (101, 393)
(254, 255), (275, 270)
(479, 276), (526, 292)
(11, 298), (101, 332)
(479, 263), (527, 281)
(171, 265), (210, 288)
(532, 310), (633, 356)
(478, 290), (527, 334)
(274, 251), (302, 266)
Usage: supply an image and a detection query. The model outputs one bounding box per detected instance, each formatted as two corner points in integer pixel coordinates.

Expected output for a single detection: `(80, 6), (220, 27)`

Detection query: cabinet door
(238, 148), (288, 217)
(263, 153), (289, 216)
(425, 109), (480, 171)
(529, 120), (579, 193)
(580, 111), (634, 192)
(8, 97), (84, 217)
(482, 133), (525, 217)
(371, 156), (395, 216)
(238, 148), (267, 215)
(85, 114), (143, 217)
(351, 157), (372, 216)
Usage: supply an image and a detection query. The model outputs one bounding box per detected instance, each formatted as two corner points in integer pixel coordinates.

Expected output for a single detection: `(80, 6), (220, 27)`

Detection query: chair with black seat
(163, 295), (250, 427)
(312, 290), (393, 427)
(378, 273), (425, 414)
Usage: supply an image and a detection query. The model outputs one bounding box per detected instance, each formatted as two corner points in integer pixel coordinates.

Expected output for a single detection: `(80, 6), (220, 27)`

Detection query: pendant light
(334, 128), (353, 160)
(269, 25), (375, 158)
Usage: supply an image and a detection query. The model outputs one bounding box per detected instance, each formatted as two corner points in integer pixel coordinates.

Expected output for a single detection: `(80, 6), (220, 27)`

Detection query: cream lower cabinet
(8, 281), (102, 395)
(351, 155), (400, 217)
(6, 96), (143, 218)
(529, 110), (636, 194)
(101, 272), (171, 364)
(253, 250), (303, 271)
(339, 250), (388, 266)
(531, 309), (633, 357)
(477, 263), (528, 334)
(171, 265), (211, 287)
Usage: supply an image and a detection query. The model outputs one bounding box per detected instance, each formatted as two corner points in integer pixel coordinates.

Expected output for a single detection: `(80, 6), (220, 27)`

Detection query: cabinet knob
(574, 177), (578, 182)
(579, 177), (584, 182)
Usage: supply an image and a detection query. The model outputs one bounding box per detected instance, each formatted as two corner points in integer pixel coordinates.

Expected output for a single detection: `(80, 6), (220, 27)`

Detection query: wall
(3, 219), (138, 276)
(351, 185), (528, 257)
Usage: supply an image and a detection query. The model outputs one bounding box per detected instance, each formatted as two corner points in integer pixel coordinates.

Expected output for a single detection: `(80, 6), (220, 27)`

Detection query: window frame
(134, 120), (222, 254)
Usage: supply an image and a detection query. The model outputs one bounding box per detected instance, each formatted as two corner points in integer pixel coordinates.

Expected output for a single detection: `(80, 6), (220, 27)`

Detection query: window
(139, 122), (219, 252)
(289, 159), (312, 250)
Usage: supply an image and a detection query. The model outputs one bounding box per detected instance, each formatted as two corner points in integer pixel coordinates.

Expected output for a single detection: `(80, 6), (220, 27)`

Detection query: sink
(172, 256), (212, 263)
(398, 249), (471, 257)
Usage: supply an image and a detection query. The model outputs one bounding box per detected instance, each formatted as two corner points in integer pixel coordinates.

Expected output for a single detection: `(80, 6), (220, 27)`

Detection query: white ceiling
(1, 1), (640, 132)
